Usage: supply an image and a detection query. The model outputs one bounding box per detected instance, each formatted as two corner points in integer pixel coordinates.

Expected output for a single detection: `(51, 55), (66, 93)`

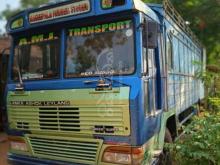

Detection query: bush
(208, 97), (220, 112)
(167, 109), (220, 165)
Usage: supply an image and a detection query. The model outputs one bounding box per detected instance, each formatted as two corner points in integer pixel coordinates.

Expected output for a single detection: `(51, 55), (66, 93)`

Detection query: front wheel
(158, 128), (173, 165)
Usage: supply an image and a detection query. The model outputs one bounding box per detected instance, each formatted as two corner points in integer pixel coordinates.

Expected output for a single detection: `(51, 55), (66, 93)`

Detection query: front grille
(17, 122), (29, 129)
(28, 135), (102, 165)
(9, 105), (130, 135)
(39, 107), (80, 131)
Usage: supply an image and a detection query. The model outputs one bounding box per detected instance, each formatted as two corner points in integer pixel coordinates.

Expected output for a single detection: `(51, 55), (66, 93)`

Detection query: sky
(0, 0), (20, 34)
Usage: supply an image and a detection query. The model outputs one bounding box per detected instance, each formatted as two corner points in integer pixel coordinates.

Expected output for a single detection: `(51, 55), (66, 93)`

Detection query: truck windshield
(12, 32), (60, 81)
(65, 20), (135, 77)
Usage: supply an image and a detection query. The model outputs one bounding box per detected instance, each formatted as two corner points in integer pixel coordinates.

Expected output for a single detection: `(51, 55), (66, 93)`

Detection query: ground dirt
(0, 133), (9, 165)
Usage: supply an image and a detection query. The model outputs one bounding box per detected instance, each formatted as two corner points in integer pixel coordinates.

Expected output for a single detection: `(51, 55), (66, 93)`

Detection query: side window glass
(142, 47), (147, 74)
(144, 49), (155, 116)
(144, 81), (149, 116)
(148, 49), (156, 77)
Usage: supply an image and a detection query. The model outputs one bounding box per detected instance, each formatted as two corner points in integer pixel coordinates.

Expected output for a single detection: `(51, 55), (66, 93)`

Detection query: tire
(158, 128), (173, 165)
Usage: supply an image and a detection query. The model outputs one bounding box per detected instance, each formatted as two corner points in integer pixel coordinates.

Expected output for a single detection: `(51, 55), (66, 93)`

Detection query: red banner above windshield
(29, 0), (90, 24)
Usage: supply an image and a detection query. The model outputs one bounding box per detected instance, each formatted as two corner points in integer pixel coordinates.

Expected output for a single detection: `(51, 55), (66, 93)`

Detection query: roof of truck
(6, 0), (159, 34)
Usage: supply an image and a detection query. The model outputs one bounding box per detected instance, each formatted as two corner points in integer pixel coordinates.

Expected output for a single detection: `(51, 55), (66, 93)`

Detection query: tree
(171, 0), (220, 65)
(144, 0), (220, 66)
(20, 0), (50, 9)
(0, 0), (50, 20)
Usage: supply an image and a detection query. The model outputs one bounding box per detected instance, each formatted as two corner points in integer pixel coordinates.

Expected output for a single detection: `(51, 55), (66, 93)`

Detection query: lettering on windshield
(19, 32), (58, 46)
(13, 31), (60, 81)
(65, 19), (135, 77)
(69, 20), (132, 36)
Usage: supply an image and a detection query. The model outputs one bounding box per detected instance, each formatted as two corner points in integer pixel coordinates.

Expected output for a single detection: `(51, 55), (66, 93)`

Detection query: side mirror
(143, 21), (159, 49)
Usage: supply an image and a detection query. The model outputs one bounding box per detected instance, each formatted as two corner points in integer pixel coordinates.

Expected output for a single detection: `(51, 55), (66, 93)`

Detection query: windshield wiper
(84, 76), (129, 87)
(15, 49), (24, 91)
(102, 76), (129, 87)
(84, 80), (100, 84)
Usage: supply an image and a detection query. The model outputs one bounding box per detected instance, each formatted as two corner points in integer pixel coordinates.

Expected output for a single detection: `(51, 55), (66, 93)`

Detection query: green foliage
(167, 109), (220, 165)
(208, 97), (220, 111)
(0, 0), (49, 20)
(0, 5), (20, 21)
(20, 0), (50, 9)
(170, 0), (220, 67)
(195, 62), (220, 97)
(143, 0), (220, 66)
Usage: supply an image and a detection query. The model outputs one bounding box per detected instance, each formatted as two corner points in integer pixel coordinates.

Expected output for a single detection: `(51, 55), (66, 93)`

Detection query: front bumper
(8, 153), (84, 165)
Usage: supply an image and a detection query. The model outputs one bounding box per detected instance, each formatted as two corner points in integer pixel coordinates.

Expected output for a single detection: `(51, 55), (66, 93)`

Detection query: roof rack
(163, 0), (202, 47)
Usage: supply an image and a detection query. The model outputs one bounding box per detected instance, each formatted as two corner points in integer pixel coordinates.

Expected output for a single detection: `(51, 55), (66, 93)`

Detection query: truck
(5, 0), (205, 164)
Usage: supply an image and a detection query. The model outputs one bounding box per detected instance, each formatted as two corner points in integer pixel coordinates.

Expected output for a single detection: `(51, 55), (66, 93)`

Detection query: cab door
(142, 19), (159, 117)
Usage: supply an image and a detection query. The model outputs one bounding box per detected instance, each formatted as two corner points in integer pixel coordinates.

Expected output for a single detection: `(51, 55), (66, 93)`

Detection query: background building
(0, 35), (10, 131)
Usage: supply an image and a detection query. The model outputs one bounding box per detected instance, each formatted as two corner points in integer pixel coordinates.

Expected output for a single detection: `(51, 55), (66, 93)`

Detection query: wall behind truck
(0, 36), (10, 131)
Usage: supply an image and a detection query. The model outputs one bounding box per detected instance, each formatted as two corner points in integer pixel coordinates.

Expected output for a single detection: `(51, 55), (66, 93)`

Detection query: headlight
(9, 136), (28, 152)
(103, 152), (131, 164)
(102, 146), (144, 165)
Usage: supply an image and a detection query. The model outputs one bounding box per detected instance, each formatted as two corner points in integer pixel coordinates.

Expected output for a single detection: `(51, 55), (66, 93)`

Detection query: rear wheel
(158, 128), (173, 165)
